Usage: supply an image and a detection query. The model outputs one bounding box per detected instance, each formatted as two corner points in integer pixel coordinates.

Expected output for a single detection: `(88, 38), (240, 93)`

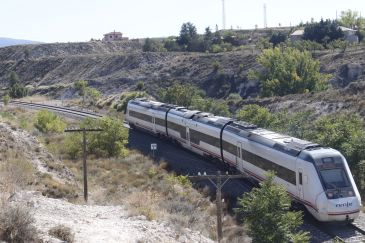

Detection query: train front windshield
(320, 168), (351, 189)
(315, 156), (354, 198)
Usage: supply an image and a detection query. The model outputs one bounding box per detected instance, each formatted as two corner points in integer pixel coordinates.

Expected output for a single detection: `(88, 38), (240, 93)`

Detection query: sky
(0, 0), (364, 43)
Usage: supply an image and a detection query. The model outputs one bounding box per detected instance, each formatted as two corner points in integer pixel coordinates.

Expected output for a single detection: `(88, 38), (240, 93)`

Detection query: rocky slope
(0, 39), (364, 101)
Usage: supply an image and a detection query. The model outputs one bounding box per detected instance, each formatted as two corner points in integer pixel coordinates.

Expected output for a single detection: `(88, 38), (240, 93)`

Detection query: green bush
(34, 110), (66, 133)
(2, 94), (10, 105)
(236, 172), (309, 243)
(65, 117), (129, 158)
(249, 47), (330, 97)
(117, 91), (146, 113)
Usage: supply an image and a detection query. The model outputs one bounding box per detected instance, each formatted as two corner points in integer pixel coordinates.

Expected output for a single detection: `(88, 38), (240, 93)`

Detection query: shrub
(117, 91), (146, 113)
(249, 47), (330, 97)
(3, 94), (10, 106)
(212, 61), (221, 72)
(0, 204), (40, 243)
(65, 117), (129, 158)
(49, 225), (74, 243)
(41, 177), (78, 200)
(34, 110), (66, 133)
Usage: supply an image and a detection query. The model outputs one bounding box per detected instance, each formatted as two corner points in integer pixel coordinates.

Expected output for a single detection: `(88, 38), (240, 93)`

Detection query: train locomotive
(125, 98), (362, 222)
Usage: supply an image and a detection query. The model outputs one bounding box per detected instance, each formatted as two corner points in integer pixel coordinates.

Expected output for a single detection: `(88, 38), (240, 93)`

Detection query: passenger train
(125, 98), (362, 222)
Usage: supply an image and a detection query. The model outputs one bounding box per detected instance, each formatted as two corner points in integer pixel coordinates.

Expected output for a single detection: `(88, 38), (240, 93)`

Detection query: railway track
(9, 100), (103, 119)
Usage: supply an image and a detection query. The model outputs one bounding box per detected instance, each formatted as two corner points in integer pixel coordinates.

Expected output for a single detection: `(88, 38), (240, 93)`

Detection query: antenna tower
(264, 3), (267, 28)
(222, 0), (226, 30)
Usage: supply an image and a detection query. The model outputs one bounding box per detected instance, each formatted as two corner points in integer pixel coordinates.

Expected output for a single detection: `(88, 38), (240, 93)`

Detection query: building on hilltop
(102, 31), (128, 42)
(289, 29), (304, 42)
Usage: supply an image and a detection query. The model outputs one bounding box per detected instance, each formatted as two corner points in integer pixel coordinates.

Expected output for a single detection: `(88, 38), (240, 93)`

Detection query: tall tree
(236, 172), (309, 243)
(8, 71), (27, 98)
(177, 22), (198, 50)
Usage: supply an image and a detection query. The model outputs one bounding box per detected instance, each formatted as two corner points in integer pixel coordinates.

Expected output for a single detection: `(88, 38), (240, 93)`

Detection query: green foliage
(236, 172), (309, 243)
(303, 19), (344, 44)
(65, 117), (129, 158)
(158, 83), (201, 107)
(117, 91), (146, 112)
(328, 39), (349, 53)
(34, 110), (66, 133)
(339, 9), (365, 29)
(8, 72), (27, 98)
(2, 94), (10, 105)
(256, 38), (272, 50)
(212, 60), (221, 71)
(177, 22), (198, 50)
(143, 38), (167, 52)
(289, 40), (325, 52)
(136, 81), (144, 91)
(269, 32), (287, 47)
(163, 38), (182, 52)
(191, 96), (231, 117)
(74, 80), (87, 96)
(309, 113), (365, 168)
(250, 47), (330, 97)
(236, 105), (365, 171)
(166, 174), (192, 188)
(85, 87), (101, 105)
(236, 105), (275, 128)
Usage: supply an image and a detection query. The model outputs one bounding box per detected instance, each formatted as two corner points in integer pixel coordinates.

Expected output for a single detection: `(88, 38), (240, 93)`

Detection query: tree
(339, 9), (365, 29)
(177, 22), (198, 47)
(303, 19), (344, 44)
(249, 47), (330, 97)
(143, 38), (167, 52)
(8, 72), (27, 98)
(236, 105), (275, 128)
(236, 172), (309, 243)
(34, 110), (66, 133)
(191, 97), (231, 117)
(309, 113), (365, 168)
(203, 27), (214, 51)
(85, 87), (101, 106)
(269, 32), (287, 47)
(158, 83), (202, 107)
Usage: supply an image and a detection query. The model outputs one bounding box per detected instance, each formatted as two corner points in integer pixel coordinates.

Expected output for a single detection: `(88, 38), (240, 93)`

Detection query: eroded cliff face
(0, 41), (364, 100)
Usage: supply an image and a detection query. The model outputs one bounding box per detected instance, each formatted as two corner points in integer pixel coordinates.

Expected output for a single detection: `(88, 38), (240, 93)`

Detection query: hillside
(0, 39), (364, 102)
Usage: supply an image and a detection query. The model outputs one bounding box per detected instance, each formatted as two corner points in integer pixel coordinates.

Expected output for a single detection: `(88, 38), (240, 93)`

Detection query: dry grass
(61, 151), (246, 240)
(0, 204), (41, 243)
(49, 224), (74, 243)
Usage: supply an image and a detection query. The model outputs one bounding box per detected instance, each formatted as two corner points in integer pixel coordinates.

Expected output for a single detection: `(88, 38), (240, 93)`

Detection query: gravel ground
(9, 191), (213, 243)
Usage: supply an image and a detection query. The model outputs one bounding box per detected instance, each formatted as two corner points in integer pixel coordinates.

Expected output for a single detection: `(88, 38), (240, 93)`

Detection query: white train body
(125, 98), (362, 222)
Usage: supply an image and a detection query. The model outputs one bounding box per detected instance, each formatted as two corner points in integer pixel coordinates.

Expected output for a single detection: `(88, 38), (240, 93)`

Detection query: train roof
(129, 98), (321, 156)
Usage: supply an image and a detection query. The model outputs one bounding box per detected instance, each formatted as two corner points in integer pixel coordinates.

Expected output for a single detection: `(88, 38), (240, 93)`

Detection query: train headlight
(348, 191), (354, 197)
(327, 192), (334, 198)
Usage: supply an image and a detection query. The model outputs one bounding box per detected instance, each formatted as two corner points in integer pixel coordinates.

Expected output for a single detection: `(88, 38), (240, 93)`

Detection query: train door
(151, 113), (156, 134)
(236, 141), (242, 169)
(186, 127), (191, 147)
(298, 168), (304, 200)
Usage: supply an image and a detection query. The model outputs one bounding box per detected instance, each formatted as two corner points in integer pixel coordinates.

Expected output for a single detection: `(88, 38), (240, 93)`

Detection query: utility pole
(222, 0), (226, 30)
(189, 171), (248, 242)
(64, 128), (102, 202)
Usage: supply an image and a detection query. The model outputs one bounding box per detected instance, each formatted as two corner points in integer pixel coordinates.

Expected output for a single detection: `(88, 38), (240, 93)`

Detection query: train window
(299, 172), (303, 185)
(322, 157), (334, 164)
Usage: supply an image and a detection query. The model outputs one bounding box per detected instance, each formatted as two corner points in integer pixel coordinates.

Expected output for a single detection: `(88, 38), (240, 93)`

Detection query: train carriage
(125, 98), (362, 222)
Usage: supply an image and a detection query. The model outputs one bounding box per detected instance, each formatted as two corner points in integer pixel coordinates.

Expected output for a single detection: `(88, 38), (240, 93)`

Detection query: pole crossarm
(64, 128), (103, 132)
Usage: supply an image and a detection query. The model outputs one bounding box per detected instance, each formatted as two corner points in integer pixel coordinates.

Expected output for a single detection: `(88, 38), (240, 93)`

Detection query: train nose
(326, 197), (360, 221)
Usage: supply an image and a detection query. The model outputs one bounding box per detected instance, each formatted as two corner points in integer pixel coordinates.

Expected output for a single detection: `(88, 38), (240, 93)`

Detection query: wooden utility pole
(188, 171), (248, 242)
(64, 128), (102, 202)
